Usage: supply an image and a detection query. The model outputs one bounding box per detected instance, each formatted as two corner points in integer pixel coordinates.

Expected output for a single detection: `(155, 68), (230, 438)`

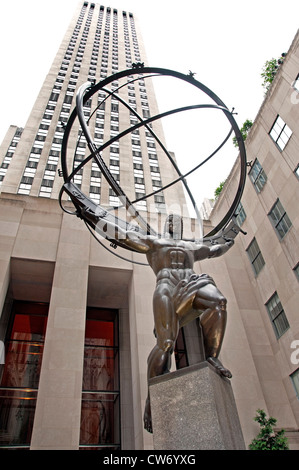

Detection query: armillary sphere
(59, 66), (247, 265)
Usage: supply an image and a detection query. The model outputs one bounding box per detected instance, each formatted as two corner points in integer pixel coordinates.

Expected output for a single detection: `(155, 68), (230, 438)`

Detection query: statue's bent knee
(159, 339), (174, 353)
(218, 296), (227, 311)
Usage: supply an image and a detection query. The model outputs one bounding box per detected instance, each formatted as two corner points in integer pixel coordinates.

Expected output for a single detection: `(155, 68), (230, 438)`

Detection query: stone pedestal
(149, 362), (245, 450)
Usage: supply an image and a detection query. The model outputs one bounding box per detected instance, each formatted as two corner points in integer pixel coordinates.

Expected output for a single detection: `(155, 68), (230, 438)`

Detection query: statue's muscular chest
(168, 248), (185, 268)
(151, 239), (193, 269)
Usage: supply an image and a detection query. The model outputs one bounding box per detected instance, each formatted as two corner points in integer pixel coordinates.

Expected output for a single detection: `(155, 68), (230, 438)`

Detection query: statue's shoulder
(177, 239), (196, 249)
(150, 237), (173, 248)
(151, 237), (166, 246)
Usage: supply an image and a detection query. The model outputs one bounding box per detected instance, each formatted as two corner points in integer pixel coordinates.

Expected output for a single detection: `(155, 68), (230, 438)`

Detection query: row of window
(246, 233), (298, 338)
(8, 3), (162, 211)
(239, 188), (296, 339)
(81, 8), (125, 206)
(241, 234), (298, 342)
(0, 300), (121, 449)
(20, 3), (112, 199)
(123, 14), (146, 211)
(41, 4), (96, 198)
(9, 2), (158, 208)
(249, 156), (293, 240)
(16, 3), (90, 197)
(93, 8), (117, 206)
(86, 11), (105, 204)
(0, 127), (23, 187)
(250, 118), (298, 194)
(267, 71), (299, 154)
(246, 232), (298, 277)
(74, 8), (106, 201)
(236, 108), (298, 341)
(123, 14), (165, 212)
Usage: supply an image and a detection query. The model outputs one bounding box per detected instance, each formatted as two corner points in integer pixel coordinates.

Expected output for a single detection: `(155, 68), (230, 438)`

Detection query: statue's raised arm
(81, 204), (152, 253)
(191, 238), (234, 263)
(207, 239), (234, 258)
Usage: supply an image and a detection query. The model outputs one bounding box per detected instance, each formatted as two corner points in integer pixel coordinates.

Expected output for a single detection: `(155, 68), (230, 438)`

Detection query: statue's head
(164, 214), (183, 239)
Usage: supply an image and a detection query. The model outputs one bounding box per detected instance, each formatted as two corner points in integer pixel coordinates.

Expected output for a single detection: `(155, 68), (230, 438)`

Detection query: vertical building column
(0, 199), (24, 314)
(30, 214), (90, 450)
(128, 260), (156, 449)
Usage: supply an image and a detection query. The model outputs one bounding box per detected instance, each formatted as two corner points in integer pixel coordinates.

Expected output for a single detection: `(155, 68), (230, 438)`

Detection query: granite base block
(149, 362), (245, 450)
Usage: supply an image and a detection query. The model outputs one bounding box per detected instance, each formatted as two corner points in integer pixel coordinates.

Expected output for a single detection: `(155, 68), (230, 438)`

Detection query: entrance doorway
(80, 308), (120, 449)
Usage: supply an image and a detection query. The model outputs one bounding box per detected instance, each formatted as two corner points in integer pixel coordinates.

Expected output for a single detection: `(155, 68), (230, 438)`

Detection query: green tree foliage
(214, 181), (225, 199)
(249, 409), (289, 450)
(261, 54), (286, 93)
(232, 119), (253, 147)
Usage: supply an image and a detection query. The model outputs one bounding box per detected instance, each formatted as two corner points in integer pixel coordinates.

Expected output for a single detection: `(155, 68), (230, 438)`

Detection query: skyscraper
(0, 1), (185, 216)
(0, 1), (190, 450)
(1, 1), (298, 451)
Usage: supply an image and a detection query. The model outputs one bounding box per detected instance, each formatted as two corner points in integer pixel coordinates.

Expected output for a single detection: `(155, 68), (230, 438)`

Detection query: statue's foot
(143, 397), (153, 433)
(207, 356), (232, 379)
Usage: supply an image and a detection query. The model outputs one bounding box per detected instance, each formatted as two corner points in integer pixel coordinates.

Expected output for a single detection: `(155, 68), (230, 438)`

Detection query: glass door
(80, 308), (120, 450)
(0, 301), (48, 449)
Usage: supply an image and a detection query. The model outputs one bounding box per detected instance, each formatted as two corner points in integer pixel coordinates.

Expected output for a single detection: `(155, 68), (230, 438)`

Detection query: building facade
(207, 29), (299, 449)
(0, 1), (298, 450)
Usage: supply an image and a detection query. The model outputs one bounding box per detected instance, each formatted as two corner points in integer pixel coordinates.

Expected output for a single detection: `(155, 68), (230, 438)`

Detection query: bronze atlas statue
(59, 67), (247, 433)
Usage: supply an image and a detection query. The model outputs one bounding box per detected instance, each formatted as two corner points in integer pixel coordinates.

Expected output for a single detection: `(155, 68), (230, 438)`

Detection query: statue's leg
(144, 285), (179, 433)
(193, 284), (232, 378)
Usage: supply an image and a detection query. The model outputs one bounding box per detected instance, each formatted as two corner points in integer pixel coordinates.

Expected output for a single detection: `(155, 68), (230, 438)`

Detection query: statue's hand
(223, 237), (234, 247)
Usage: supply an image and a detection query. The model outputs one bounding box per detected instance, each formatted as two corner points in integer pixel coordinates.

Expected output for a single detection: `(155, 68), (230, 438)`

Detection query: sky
(0, 0), (298, 208)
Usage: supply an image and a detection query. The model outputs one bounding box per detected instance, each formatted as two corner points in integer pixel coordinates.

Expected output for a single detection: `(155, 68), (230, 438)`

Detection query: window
(290, 369), (299, 399)
(21, 175), (34, 185)
(49, 92), (59, 102)
(249, 159), (267, 192)
(80, 308), (120, 450)
(235, 202), (246, 226)
(268, 199), (292, 239)
(0, 301), (48, 449)
(64, 94), (73, 105)
(154, 194), (165, 204)
(293, 263), (299, 281)
(41, 178), (54, 188)
(266, 292), (289, 338)
(246, 238), (265, 276)
(269, 115), (292, 151)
